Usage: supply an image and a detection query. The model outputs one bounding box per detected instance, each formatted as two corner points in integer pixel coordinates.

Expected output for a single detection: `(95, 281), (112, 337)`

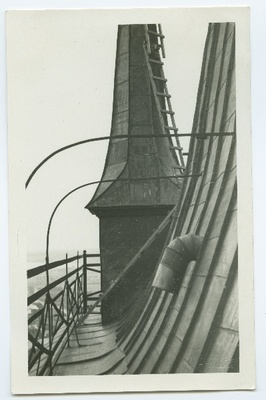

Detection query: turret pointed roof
(86, 24), (183, 215)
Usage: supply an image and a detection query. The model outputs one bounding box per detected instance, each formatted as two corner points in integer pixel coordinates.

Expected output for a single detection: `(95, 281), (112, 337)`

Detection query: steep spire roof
(87, 24), (183, 214)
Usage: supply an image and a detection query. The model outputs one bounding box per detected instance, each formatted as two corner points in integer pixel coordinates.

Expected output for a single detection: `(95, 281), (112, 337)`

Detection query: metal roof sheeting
(116, 22), (238, 374)
(55, 22), (238, 375)
(87, 25), (181, 211)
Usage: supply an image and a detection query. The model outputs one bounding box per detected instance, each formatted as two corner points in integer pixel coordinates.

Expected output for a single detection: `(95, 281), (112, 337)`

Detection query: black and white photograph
(6, 7), (255, 394)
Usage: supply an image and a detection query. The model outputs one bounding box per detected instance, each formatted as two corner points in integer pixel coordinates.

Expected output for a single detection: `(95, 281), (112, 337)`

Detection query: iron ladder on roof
(143, 24), (186, 176)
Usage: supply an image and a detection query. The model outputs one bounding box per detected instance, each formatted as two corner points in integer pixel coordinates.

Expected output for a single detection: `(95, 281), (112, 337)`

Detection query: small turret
(86, 24), (183, 323)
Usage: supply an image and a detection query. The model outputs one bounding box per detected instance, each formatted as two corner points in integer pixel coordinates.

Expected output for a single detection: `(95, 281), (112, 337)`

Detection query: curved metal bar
(25, 132), (233, 188)
(27, 135), (110, 188)
(46, 182), (91, 263)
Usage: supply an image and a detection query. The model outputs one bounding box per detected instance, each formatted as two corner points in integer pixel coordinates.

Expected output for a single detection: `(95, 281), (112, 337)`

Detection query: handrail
(27, 251), (101, 375)
(27, 253), (99, 279)
(27, 254), (83, 279)
(28, 266), (83, 306)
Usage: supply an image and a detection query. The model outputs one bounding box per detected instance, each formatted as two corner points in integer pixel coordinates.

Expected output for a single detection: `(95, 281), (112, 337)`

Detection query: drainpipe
(152, 234), (203, 293)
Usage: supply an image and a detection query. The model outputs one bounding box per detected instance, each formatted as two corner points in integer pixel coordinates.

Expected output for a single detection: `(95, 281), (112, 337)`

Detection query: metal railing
(27, 251), (100, 376)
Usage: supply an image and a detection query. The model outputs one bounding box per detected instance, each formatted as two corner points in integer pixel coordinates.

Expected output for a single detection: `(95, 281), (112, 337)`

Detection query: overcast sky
(7, 9), (210, 261)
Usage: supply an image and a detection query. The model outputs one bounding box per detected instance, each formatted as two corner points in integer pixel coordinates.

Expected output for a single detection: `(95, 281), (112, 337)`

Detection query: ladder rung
(161, 109), (174, 115)
(153, 76), (167, 82)
(147, 30), (165, 38)
(170, 146), (183, 151)
(157, 92), (171, 98)
(173, 165), (185, 170)
(87, 303), (101, 308)
(149, 58), (164, 65)
(86, 263), (101, 267)
(165, 126), (179, 131)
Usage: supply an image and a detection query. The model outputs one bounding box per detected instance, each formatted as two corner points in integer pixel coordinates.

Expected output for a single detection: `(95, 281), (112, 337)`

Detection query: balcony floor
(53, 313), (127, 375)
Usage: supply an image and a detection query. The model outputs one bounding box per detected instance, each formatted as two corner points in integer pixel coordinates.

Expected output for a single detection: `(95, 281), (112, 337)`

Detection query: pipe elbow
(152, 234), (203, 293)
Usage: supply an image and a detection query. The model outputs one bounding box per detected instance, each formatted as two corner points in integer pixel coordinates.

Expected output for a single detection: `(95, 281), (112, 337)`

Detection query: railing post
(65, 253), (70, 348)
(44, 256), (53, 375)
(83, 250), (87, 313)
(76, 251), (79, 313)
